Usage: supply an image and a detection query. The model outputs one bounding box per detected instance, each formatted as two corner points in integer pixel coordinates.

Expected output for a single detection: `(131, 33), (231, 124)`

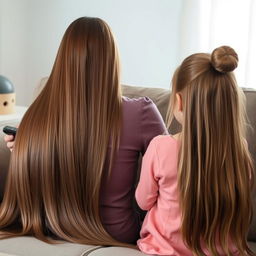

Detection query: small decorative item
(0, 75), (15, 115)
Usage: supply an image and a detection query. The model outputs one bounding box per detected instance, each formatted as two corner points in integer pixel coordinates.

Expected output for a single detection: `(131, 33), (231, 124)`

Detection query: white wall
(0, 0), (29, 104)
(0, 0), (182, 106)
(0, 0), (2, 72)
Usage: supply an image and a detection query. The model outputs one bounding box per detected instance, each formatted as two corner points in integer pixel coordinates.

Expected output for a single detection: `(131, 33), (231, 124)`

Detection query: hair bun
(211, 46), (238, 73)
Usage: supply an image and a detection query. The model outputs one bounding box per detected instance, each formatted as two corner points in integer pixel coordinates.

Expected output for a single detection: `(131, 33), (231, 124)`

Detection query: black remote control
(3, 126), (18, 136)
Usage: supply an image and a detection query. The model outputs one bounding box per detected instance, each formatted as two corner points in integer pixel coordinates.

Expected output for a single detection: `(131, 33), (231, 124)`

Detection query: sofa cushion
(0, 236), (255, 255)
(0, 237), (103, 256)
(0, 253), (18, 256)
(89, 246), (147, 255)
(0, 237), (146, 256)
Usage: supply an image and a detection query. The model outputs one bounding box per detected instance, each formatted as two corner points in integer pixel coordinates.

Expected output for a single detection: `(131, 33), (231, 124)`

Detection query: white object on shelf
(0, 106), (28, 122)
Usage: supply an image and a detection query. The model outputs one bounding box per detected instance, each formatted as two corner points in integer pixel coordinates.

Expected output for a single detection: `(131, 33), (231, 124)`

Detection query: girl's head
(0, 17), (126, 247)
(168, 46), (239, 126)
(168, 46), (254, 255)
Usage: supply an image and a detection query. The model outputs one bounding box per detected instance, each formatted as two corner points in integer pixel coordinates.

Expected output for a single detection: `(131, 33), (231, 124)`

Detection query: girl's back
(136, 135), (238, 255)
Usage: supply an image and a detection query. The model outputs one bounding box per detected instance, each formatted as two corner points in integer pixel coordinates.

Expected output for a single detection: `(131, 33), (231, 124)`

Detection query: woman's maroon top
(100, 96), (167, 243)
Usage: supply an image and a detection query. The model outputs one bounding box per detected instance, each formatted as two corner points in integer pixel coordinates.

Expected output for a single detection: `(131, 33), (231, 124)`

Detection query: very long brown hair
(167, 46), (255, 255)
(0, 17), (127, 246)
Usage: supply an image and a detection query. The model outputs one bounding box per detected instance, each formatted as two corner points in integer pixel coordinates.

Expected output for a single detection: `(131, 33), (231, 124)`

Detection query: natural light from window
(198, 0), (256, 89)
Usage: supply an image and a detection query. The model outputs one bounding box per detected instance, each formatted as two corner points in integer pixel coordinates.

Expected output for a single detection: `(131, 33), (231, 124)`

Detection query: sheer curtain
(179, 0), (256, 89)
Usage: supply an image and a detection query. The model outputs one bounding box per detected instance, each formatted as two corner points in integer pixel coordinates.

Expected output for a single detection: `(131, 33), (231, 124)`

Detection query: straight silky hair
(0, 17), (128, 247)
(167, 46), (255, 255)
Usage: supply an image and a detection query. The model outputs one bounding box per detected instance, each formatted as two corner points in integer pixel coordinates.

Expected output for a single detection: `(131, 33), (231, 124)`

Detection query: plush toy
(0, 75), (15, 115)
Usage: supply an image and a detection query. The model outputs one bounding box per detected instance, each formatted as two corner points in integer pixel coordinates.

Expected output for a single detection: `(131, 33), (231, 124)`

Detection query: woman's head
(51, 17), (121, 102)
(0, 17), (126, 247)
(168, 46), (254, 255)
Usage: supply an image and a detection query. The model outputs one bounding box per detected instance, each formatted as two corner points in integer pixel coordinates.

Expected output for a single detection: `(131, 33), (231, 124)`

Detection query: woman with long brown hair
(1, 17), (167, 246)
(136, 46), (255, 255)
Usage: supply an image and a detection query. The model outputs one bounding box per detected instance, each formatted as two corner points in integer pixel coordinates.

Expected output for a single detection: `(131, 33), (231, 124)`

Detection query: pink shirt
(135, 135), (238, 256)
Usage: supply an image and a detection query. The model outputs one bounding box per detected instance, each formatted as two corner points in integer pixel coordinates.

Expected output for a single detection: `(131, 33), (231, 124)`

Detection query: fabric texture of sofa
(0, 85), (255, 255)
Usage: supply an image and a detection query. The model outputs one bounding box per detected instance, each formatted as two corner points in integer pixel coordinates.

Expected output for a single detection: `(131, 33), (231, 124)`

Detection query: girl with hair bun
(136, 46), (255, 255)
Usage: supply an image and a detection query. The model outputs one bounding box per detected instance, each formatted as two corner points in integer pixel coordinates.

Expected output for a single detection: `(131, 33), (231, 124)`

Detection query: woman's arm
(135, 138), (159, 210)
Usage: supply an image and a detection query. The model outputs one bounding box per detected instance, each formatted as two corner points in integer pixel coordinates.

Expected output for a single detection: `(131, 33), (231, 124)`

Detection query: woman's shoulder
(121, 96), (167, 151)
(122, 96), (154, 106)
(122, 96), (160, 117)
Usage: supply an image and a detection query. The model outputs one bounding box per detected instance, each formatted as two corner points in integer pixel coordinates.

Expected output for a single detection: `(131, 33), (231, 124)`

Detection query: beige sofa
(0, 85), (255, 255)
